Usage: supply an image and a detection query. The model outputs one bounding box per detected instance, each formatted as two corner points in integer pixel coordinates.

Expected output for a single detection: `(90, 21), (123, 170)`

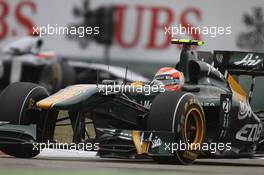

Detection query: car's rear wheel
(39, 62), (76, 93)
(0, 82), (49, 158)
(147, 91), (205, 165)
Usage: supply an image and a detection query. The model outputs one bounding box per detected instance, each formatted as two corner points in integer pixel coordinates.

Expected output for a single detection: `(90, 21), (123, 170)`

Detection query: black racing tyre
(0, 82), (49, 158)
(1, 145), (39, 159)
(256, 139), (264, 154)
(147, 91), (206, 165)
(39, 62), (76, 93)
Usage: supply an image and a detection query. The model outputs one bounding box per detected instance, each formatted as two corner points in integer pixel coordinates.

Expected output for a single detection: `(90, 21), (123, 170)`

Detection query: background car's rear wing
(213, 51), (264, 76)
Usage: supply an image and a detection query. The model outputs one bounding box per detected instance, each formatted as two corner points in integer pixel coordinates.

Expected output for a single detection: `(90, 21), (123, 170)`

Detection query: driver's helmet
(153, 67), (184, 91)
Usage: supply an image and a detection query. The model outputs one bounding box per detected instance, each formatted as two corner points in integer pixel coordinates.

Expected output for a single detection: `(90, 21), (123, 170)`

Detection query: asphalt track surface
(0, 150), (263, 175)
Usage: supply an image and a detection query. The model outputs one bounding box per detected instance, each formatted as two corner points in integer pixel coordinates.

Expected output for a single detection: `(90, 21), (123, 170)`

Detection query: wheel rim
(184, 108), (204, 149)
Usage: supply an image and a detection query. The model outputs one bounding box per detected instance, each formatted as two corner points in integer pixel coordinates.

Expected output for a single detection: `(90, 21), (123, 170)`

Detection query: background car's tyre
(0, 82), (49, 158)
(147, 91), (206, 165)
(1, 145), (40, 159)
(39, 61), (76, 93)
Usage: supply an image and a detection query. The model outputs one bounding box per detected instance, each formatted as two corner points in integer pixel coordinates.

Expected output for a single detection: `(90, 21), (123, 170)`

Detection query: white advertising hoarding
(1, 0), (263, 63)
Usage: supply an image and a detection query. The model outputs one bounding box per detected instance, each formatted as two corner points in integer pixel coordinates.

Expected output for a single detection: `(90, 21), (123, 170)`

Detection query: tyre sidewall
(172, 96), (205, 164)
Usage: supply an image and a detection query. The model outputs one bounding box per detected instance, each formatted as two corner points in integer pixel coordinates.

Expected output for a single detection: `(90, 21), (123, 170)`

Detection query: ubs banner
(1, 0), (263, 63)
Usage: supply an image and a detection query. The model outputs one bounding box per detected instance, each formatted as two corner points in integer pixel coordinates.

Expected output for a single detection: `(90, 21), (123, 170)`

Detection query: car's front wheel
(0, 82), (49, 158)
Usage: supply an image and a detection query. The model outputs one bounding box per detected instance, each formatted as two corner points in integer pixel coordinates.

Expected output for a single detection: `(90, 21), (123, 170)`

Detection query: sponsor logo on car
(151, 136), (162, 149)
(238, 101), (253, 120)
(234, 53), (262, 66)
(236, 123), (263, 142)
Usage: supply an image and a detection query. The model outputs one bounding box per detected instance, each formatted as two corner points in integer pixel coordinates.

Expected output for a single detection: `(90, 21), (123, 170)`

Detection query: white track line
(37, 149), (97, 158)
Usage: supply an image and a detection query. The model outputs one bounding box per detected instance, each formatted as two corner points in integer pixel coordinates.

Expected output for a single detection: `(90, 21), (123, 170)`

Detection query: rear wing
(213, 51), (264, 76)
(213, 51), (264, 103)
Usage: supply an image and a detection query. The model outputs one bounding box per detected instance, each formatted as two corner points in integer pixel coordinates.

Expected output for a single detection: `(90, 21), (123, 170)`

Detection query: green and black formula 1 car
(0, 39), (263, 165)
